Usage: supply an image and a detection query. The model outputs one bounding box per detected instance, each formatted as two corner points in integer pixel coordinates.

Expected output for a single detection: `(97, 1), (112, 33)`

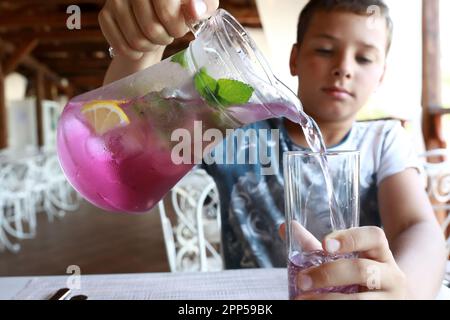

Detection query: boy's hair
(297, 0), (393, 54)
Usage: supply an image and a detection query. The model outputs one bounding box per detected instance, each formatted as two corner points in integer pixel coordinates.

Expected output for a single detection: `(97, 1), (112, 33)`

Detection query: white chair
(0, 162), (23, 252)
(419, 148), (450, 207)
(158, 169), (223, 272)
(419, 148), (450, 288)
(28, 152), (80, 222)
(0, 147), (80, 253)
(0, 160), (37, 252)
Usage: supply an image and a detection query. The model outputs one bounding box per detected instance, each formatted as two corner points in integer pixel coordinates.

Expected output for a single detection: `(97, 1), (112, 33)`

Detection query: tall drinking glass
(283, 150), (360, 299)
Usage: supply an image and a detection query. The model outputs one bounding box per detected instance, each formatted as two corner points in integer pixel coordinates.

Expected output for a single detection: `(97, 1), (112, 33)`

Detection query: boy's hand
(279, 221), (322, 251)
(99, 0), (219, 60)
(295, 226), (408, 300)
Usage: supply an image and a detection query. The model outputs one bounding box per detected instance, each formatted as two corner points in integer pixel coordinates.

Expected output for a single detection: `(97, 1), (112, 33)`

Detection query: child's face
(290, 10), (388, 125)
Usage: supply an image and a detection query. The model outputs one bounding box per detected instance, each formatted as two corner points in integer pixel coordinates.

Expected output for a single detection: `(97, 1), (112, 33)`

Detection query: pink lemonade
(57, 98), (192, 212)
(58, 91), (225, 213)
(56, 85), (296, 212)
(288, 250), (359, 299)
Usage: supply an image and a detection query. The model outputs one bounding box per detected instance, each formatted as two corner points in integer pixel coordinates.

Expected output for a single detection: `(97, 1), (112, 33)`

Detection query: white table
(1, 267), (449, 300)
(0, 268), (288, 300)
(0, 277), (30, 300)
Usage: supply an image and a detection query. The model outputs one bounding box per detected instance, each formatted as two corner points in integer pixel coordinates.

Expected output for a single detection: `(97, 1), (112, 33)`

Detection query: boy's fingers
(295, 291), (378, 300)
(292, 221), (322, 251)
(113, 0), (158, 52)
(200, 0), (220, 17)
(131, 0), (174, 45)
(297, 258), (393, 292)
(183, 0), (219, 22)
(323, 227), (394, 263)
(98, 9), (143, 60)
(278, 221), (322, 251)
(153, 0), (190, 38)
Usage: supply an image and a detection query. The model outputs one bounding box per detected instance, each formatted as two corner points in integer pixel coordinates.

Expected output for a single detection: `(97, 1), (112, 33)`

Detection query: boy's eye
(315, 48), (333, 55)
(356, 56), (373, 64)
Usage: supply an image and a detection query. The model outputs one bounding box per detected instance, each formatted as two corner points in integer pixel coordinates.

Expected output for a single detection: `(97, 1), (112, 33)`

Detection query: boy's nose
(331, 55), (353, 79)
(332, 66), (352, 79)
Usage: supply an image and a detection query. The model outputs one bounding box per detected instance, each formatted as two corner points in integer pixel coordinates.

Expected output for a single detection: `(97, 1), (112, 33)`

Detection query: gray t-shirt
(200, 119), (421, 269)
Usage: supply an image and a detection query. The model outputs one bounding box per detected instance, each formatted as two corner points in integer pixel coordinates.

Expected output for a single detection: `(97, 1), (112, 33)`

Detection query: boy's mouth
(321, 86), (353, 100)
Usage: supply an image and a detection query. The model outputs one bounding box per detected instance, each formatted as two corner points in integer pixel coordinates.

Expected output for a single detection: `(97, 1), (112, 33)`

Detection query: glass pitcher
(57, 9), (304, 213)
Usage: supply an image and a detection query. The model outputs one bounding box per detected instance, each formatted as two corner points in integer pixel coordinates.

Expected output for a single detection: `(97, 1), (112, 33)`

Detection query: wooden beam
(0, 0), (103, 12)
(39, 58), (109, 71)
(43, 77), (56, 100)
(0, 12), (99, 29)
(34, 42), (108, 54)
(2, 30), (105, 43)
(0, 0), (262, 28)
(3, 0), (103, 5)
(0, 37), (74, 93)
(68, 75), (104, 91)
(34, 50), (109, 61)
(422, 0), (444, 150)
(3, 39), (39, 74)
(0, 62), (7, 149)
(35, 71), (44, 147)
(68, 74), (103, 85)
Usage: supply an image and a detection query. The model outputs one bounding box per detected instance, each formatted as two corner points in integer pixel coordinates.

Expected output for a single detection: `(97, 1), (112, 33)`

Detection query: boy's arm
(378, 168), (448, 299)
(103, 49), (165, 85)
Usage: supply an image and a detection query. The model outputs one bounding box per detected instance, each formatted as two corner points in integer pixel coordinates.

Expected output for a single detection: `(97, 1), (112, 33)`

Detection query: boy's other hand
(295, 226), (408, 300)
(99, 0), (219, 60)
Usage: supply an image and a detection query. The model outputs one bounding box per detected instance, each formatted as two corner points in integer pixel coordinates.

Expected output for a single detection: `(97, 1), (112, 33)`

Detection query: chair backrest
(419, 148), (450, 206)
(158, 169), (222, 272)
(419, 149), (450, 277)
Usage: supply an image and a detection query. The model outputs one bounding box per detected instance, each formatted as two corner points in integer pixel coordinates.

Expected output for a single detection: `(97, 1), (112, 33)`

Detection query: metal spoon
(48, 288), (71, 300)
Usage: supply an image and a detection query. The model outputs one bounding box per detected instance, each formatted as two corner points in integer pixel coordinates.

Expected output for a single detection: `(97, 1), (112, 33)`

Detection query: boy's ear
(289, 44), (299, 76)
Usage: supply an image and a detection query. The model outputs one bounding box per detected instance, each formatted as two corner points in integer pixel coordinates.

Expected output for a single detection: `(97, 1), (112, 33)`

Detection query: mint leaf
(171, 49), (187, 68)
(216, 79), (254, 107)
(194, 68), (218, 104)
(193, 68), (254, 107)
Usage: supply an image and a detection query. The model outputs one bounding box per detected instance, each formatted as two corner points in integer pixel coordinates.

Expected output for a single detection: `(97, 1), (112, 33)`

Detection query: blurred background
(0, 0), (448, 277)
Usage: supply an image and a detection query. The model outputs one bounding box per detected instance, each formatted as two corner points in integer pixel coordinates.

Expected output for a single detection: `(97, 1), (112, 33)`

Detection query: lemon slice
(81, 100), (130, 135)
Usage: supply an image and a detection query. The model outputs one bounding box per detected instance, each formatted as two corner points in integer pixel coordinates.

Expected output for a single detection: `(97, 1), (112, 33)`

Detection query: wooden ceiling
(0, 0), (261, 96)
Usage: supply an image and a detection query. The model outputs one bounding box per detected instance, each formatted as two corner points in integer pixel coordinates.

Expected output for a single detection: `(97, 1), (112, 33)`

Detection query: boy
(98, 0), (447, 299)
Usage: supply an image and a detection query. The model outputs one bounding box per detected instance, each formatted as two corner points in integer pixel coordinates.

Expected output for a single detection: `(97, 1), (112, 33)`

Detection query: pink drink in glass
(288, 250), (359, 299)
